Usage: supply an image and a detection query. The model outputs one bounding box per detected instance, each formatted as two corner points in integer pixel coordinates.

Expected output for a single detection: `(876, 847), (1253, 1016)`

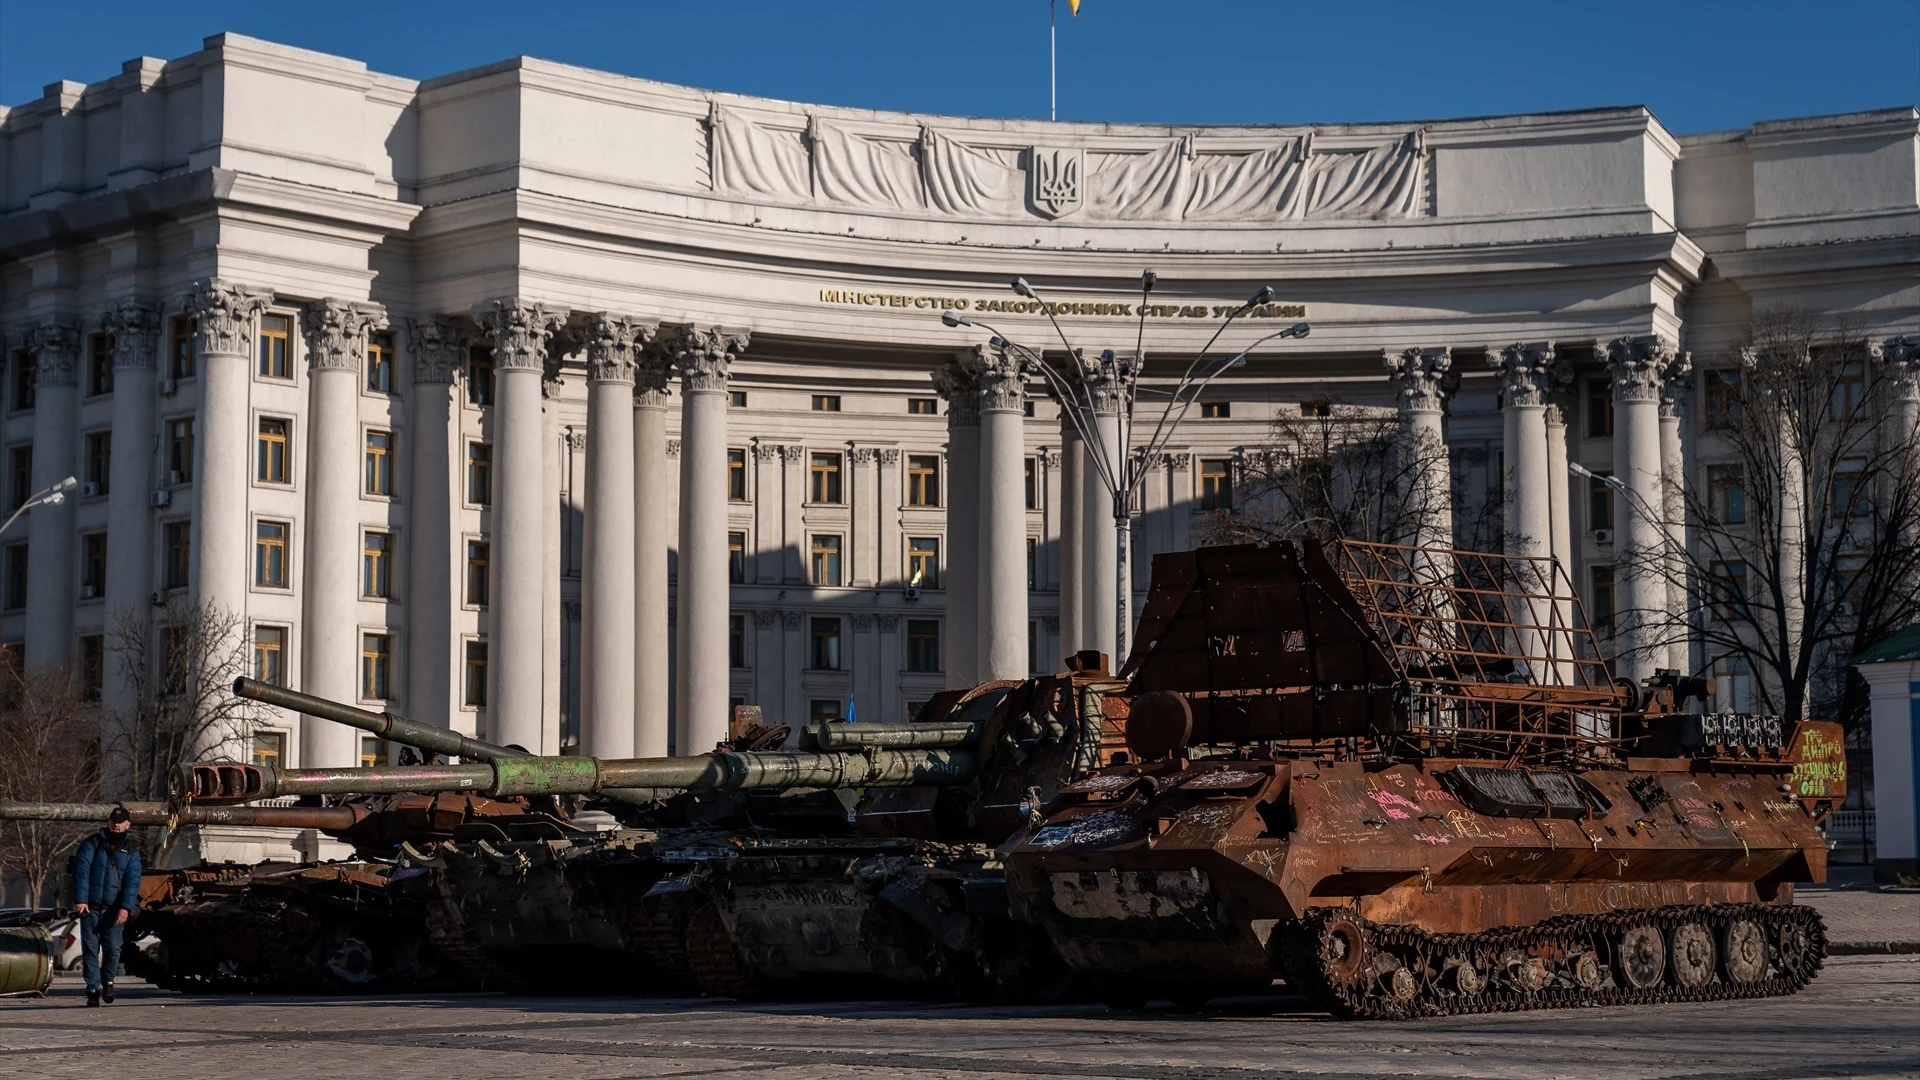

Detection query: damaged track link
(1278, 903), (1826, 1020)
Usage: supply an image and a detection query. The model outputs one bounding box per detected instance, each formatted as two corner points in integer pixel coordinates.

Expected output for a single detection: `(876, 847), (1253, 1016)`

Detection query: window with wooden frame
(728, 448), (747, 501)
(163, 522), (190, 590)
(84, 432), (110, 493)
(1586, 378), (1613, 438)
(810, 534), (842, 586)
(1589, 565), (1615, 634)
(907, 454), (940, 507)
(810, 453), (843, 504)
(466, 540), (490, 606)
(1703, 368), (1742, 430)
(166, 418), (194, 482)
(728, 531), (746, 584)
(906, 619), (941, 672)
(253, 625), (288, 687)
(729, 614), (746, 669)
(258, 313), (292, 379)
(81, 532), (107, 595)
(257, 418), (290, 484)
(255, 521), (290, 589)
(1199, 459), (1233, 511)
(364, 431), (393, 496)
(87, 331), (113, 396)
(809, 617), (842, 670)
(251, 730), (286, 768)
(467, 347), (494, 406)
(1709, 464), (1746, 525)
(907, 398), (938, 415)
(168, 317), (195, 379)
(1588, 473), (1615, 532)
(366, 331), (394, 393)
(363, 531), (393, 598)
(361, 737), (390, 768)
(907, 537), (939, 589)
(467, 443), (492, 505)
(1200, 401), (1230, 418)
(464, 640), (488, 707)
(1024, 457), (1036, 509)
(361, 633), (393, 700)
(812, 394), (841, 412)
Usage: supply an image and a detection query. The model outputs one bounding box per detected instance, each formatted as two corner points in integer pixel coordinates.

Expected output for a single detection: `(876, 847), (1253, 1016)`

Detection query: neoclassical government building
(2, 36), (1916, 855)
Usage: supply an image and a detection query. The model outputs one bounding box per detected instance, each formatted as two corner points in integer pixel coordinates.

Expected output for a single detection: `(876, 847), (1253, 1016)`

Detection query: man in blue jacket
(71, 807), (142, 1006)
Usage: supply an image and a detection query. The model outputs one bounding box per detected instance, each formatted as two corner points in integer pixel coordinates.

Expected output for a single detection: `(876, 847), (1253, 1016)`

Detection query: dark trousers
(80, 911), (125, 992)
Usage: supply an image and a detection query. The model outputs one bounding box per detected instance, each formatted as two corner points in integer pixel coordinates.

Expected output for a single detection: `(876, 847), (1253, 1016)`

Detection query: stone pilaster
(667, 324), (749, 755)
(931, 356), (981, 688)
(1607, 335), (1678, 686)
(581, 314), (654, 758)
(24, 321), (80, 671)
(1491, 342), (1556, 680)
(965, 342), (1031, 681)
(473, 299), (568, 751)
(407, 317), (464, 733)
(1076, 349), (1134, 665)
(100, 302), (160, 749)
(1657, 349), (1692, 674)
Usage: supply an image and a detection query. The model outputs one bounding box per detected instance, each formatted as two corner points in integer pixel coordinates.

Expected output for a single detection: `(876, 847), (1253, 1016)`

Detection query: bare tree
(105, 598), (260, 811)
(1627, 308), (1920, 726)
(0, 664), (102, 907)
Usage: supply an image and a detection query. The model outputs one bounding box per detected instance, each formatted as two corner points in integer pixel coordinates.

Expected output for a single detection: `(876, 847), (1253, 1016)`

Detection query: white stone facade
(2, 36), (1916, 845)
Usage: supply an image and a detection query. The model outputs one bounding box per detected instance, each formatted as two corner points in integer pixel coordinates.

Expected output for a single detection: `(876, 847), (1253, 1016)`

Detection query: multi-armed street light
(0, 475), (76, 536)
(942, 272), (1309, 657)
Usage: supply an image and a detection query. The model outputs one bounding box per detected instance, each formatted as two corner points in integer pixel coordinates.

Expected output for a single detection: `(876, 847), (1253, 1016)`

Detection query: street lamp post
(943, 274), (1308, 660)
(0, 475), (76, 536)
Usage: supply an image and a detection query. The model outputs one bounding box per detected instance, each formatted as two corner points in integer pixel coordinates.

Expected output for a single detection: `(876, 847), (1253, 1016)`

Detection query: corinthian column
(186, 281), (273, 637)
(669, 325), (749, 755)
(1058, 408), (1083, 656)
(633, 339), (675, 757)
(1492, 343), (1556, 680)
(931, 358), (980, 688)
(1384, 347), (1455, 552)
(1658, 351), (1693, 673)
(967, 343), (1030, 681)
(580, 315), (652, 758)
(102, 302), (159, 730)
(300, 300), (385, 768)
(1877, 337), (1920, 553)
(24, 321), (80, 671)
(407, 318), (464, 731)
(1078, 350), (1133, 665)
(1606, 336), (1676, 687)
(473, 299), (568, 752)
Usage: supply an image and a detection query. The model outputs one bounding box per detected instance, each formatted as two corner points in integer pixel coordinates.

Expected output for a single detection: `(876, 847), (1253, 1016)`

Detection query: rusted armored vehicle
(182, 669), (1122, 999)
(1002, 541), (1843, 1017)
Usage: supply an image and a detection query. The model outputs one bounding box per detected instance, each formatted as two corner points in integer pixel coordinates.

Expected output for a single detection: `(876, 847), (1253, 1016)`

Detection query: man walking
(72, 807), (142, 1006)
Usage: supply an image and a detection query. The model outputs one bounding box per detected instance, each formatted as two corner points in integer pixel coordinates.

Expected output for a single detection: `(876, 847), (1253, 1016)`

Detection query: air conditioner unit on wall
(150, 489), (171, 508)
(79, 585), (97, 601)
(166, 470), (183, 487)
(79, 481), (100, 498)
(157, 377), (176, 396)
(1593, 528), (1614, 545)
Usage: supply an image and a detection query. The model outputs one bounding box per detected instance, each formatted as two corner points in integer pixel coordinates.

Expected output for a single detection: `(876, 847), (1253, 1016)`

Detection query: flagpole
(1050, 0), (1057, 121)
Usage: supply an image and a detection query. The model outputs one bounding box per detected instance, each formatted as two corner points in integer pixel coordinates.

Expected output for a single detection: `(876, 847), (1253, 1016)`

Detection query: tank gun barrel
(801, 722), (979, 751)
(233, 678), (521, 762)
(0, 799), (363, 831)
(176, 748), (978, 804)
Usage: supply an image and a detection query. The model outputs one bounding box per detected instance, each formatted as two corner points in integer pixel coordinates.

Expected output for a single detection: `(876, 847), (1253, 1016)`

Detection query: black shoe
(101, 982), (115, 1004)
(86, 990), (100, 1007)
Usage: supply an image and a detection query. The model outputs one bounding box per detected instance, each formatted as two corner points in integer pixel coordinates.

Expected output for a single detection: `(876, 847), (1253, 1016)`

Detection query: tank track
(421, 900), (526, 992)
(684, 901), (758, 998)
(1278, 903), (1826, 1020)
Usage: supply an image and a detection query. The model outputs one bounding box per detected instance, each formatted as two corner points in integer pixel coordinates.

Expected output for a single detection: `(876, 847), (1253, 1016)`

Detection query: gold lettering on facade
(818, 288), (1305, 320)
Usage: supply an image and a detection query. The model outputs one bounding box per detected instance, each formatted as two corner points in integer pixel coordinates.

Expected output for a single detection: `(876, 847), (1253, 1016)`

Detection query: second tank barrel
(233, 677), (522, 763)
(0, 799), (363, 831)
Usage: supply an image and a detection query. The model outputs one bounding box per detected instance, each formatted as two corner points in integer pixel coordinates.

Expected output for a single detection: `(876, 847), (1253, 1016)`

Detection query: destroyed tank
(186, 669), (1121, 999)
(1001, 540), (1843, 1017)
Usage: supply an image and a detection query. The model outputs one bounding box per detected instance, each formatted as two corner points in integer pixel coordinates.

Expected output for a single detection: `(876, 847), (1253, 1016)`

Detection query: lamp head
(1011, 277), (1036, 299)
(1141, 269), (1157, 293)
(941, 311), (972, 328)
(44, 492), (64, 507)
(55, 476), (77, 492)
(1248, 285), (1275, 307)
(1287, 322), (1310, 338)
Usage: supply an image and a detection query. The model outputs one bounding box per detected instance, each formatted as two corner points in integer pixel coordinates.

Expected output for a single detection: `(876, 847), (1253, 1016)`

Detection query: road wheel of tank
(1316, 915), (1372, 990)
(1615, 923), (1665, 990)
(1773, 915), (1815, 978)
(1500, 948), (1548, 994)
(1721, 917), (1768, 984)
(311, 924), (382, 989)
(1566, 948), (1606, 992)
(1094, 975), (1151, 1011)
(1441, 953), (1486, 999)
(1669, 922), (1715, 989)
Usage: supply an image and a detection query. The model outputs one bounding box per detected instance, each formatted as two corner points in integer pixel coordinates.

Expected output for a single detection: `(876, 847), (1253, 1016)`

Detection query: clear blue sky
(2, 0), (1915, 133)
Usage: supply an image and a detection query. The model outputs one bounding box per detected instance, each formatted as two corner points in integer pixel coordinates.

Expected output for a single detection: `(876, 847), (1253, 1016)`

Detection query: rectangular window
(167, 418), (194, 483)
(2, 543), (26, 609)
(1024, 400), (1035, 418)
(168, 317), (194, 379)
(253, 625), (287, 687)
(164, 522), (191, 590)
(809, 699), (843, 724)
(361, 736), (390, 768)
(729, 390), (747, 408)
(364, 431), (393, 496)
(366, 331), (394, 393)
(906, 618), (941, 672)
(1200, 401), (1230, 419)
(810, 453), (843, 503)
(1586, 378), (1613, 438)
(8, 446), (30, 510)
(1589, 473), (1615, 532)
(363, 531), (392, 598)
(727, 531), (746, 584)
(1024, 457), (1036, 509)
(728, 448), (747, 501)
(1200, 459), (1233, 511)
(361, 633), (393, 700)
(1831, 458), (1868, 518)
(1831, 364), (1865, 419)
(1713, 656), (1753, 713)
(10, 351), (34, 411)
(1027, 537), (1037, 590)
(251, 731), (286, 769)
(467, 443), (493, 505)
(907, 454), (940, 507)
(809, 617), (842, 670)
(1589, 565), (1614, 633)
(1703, 368), (1741, 430)
(255, 521), (289, 589)
(81, 532), (107, 594)
(1711, 561), (1750, 621)
(907, 397), (938, 415)
(467, 347), (494, 407)
(84, 432), (110, 493)
(907, 537), (940, 588)
(79, 635), (105, 701)
(812, 394), (841, 412)
(1837, 554), (1867, 613)
(810, 534), (843, 586)
(729, 613), (746, 669)
(1299, 399), (1330, 418)
(258, 313), (292, 379)
(466, 541), (490, 606)
(257, 418), (290, 484)
(464, 640), (488, 707)
(1708, 464), (1746, 525)
(87, 332), (113, 396)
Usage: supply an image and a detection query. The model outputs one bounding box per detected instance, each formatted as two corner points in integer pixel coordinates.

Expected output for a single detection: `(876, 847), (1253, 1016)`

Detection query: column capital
(1490, 342), (1556, 408)
(963, 342), (1029, 413)
(878, 448), (901, 466)
(1873, 335), (1920, 403)
(585, 313), (659, 384)
(1657, 350), (1693, 419)
(183, 279), (274, 356)
(665, 324), (749, 392)
(876, 614), (901, 632)
(850, 446), (878, 465)
(931, 355), (981, 426)
(407, 316), (467, 385)
(27, 321), (81, 387)
(472, 299), (569, 373)
(301, 298), (387, 373)
(753, 440), (783, 461)
(754, 609), (780, 629)
(1606, 335), (1679, 404)
(1075, 348), (1136, 414)
(100, 301), (160, 370)
(1384, 346), (1454, 414)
